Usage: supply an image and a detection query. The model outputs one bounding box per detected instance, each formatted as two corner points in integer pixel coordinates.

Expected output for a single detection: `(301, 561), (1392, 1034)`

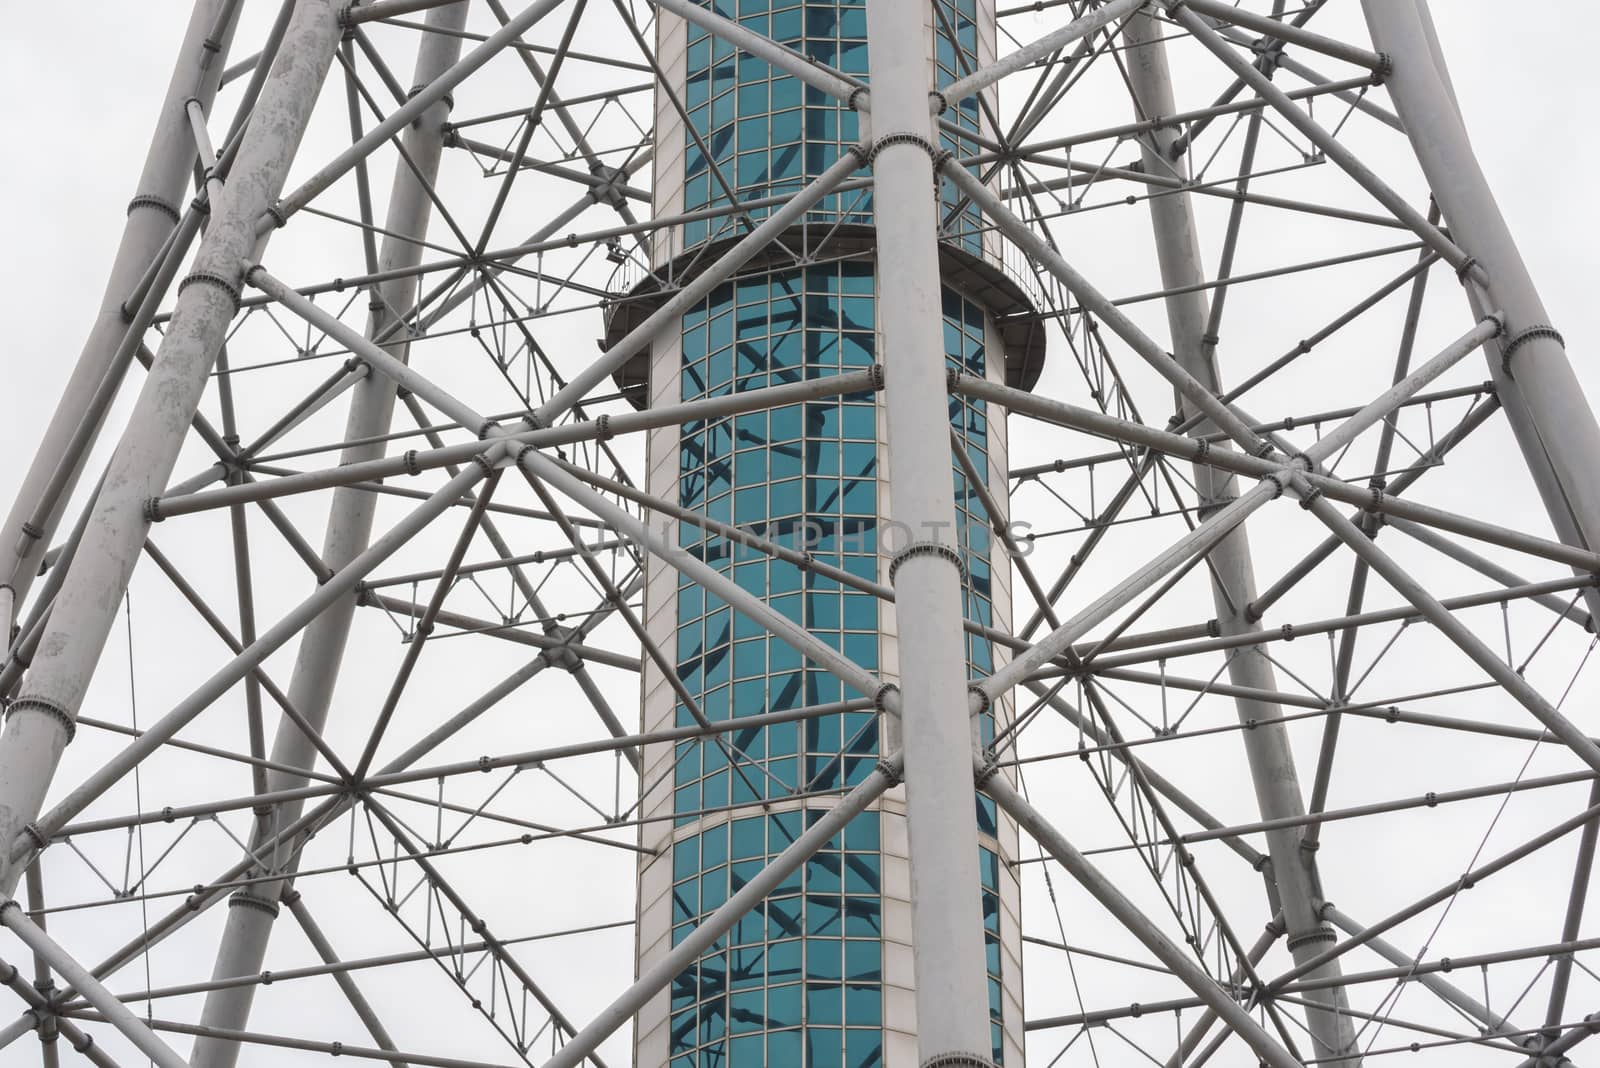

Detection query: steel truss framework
(1, 1), (1597, 1066)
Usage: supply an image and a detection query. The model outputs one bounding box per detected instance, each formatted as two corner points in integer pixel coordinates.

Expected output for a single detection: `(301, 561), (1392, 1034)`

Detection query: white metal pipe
(982, 479), (1278, 701)
(0, 0), (345, 899)
(866, 1), (996, 1059)
(980, 767), (1303, 1068)
(1169, 3), (1476, 279)
(0, 586), (12, 665)
(153, 367), (879, 517)
(1366, 0), (1600, 620)
(1181, 0), (1388, 72)
(514, 448), (881, 698)
(248, 265), (488, 435)
(11, 457), (496, 869)
(1122, 13), (1359, 1061)
(0, 0), (241, 610)
(1298, 480), (1600, 777)
(651, 0), (858, 106)
(1386, 517), (1591, 628)
(530, 144), (866, 426)
(1301, 315), (1501, 466)
(193, 11), (473, 1060)
(952, 372), (1600, 574)
(271, 0), (569, 227)
(538, 757), (900, 1068)
(284, 895), (410, 1068)
(0, 902), (190, 1068)
(940, 158), (1271, 457)
(1322, 906), (1525, 1043)
(941, 0), (1145, 108)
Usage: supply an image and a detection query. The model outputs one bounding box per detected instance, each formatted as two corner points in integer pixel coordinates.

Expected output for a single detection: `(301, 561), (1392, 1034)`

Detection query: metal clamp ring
(888, 541), (966, 585)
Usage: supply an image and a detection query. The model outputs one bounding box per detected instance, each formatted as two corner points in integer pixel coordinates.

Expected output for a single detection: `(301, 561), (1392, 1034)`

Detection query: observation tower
(606, 2), (1046, 1065)
(0, 3), (1597, 1068)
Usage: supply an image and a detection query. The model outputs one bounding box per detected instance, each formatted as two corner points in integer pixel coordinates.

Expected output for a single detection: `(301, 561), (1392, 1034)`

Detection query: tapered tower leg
(864, 4), (996, 1064)
(1365, 0), (1600, 1049)
(190, 6), (471, 1067)
(1363, 1), (1600, 573)
(0, 0), (242, 610)
(1122, 12), (1360, 1064)
(0, 0), (344, 898)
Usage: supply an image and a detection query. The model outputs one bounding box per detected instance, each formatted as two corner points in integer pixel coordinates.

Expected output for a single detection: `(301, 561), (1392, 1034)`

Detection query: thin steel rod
(270, 0), (569, 228)
(0, 0), (345, 899)
(536, 757), (899, 1068)
(0, 0), (242, 609)
(1322, 905), (1525, 1044)
(56, 698), (868, 839)
(958, 374), (1598, 573)
(152, 368), (879, 517)
(1545, 780), (1600, 1035)
(9, 458), (496, 869)
(284, 894), (410, 1068)
(1169, 3), (1475, 277)
(1387, 517), (1592, 629)
(1299, 483), (1600, 776)
(981, 765), (1301, 1068)
(942, 0), (1145, 106)
(0, 904), (187, 1068)
(58, 1010), (518, 1068)
(650, 0), (857, 104)
(531, 145), (865, 426)
(1178, 0), (1387, 71)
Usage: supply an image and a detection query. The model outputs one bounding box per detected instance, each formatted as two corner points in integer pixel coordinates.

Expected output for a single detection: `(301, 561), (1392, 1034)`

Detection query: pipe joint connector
(847, 87), (870, 113)
(228, 890), (281, 918)
(867, 131), (940, 166)
(127, 194), (181, 224)
(6, 696), (76, 743)
(873, 682), (900, 716)
(888, 541), (966, 585)
(1500, 324), (1565, 376)
(874, 758), (903, 786)
(1286, 925), (1337, 952)
(178, 270), (244, 311)
(921, 1053), (996, 1068)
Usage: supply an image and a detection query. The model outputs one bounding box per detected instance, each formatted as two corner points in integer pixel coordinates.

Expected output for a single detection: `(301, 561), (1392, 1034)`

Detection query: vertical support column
(190, 6), (471, 1067)
(864, 5), (995, 1065)
(1363, 1), (1600, 575)
(0, 0), (344, 899)
(1365, 7), (1600, 1048)
(1122, 12), (1359, 1065)
(0, 0), (241, 609)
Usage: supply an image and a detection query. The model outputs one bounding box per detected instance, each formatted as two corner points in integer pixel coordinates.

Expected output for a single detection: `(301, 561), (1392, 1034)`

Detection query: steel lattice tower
(1, 2), (1597, 1067)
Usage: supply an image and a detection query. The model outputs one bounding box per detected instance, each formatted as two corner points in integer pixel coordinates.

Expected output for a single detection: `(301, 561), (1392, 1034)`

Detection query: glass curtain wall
(662, 1), (1005, 1065)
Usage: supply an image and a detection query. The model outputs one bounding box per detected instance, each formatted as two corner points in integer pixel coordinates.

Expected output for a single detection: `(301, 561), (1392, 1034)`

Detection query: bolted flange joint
(1285, 925), (1337, 952)
(873, 682), (900, 716)
(1500, 324), (1565, 377)
(228, 890), (281, 918)
(5, 696), (76, 743)
(178, 270), (244, 311)
(921, 1053), (996, 1068)
(889, 541), (967, 585)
